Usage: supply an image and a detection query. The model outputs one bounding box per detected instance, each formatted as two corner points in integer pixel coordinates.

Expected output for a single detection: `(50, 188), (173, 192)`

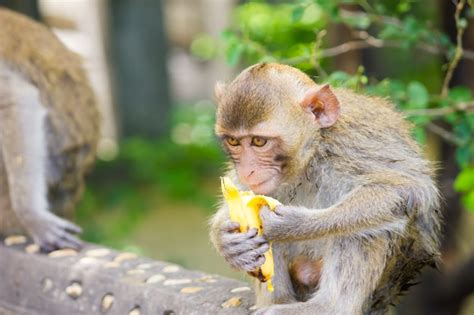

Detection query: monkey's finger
(224, 238), (269, 256)
(242, 255), (266, 272)
(57, 230), (83, 249)
(222, 228), (258, 245)
(221, 220), (241, 233)
(253, 235), (268, 245)
(254, 242), (270, 256)
(37, 239), (56, 253)
(59, 219), (83, 235)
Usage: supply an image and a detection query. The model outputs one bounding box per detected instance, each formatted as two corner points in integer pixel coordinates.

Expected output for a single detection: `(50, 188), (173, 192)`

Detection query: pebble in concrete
(79, 257), (101, 265)
(113, 252), (137, 264)
(221, 296), (242, 308)
(42, 278), (53, 293)
(4, 235), (27, 246)
(85, 248), (111, 258)
(128, 306), (141, 315)
(25, 244), (40, 254)
(100, 293), (114, 313)
(163, 279), (192, 286)
(198, 275), (217, 283)
(65, 282), (83, 299)
(104, 261), (120, 268)
(145, 274), (166, 284)
(48, 248), (78, 258)
(126, 269), (145, 276)
(162, 265), (180, 273)
(231, 286), (251, 293)
(137, 263), (153, 270)
(180, 286), (204, 294)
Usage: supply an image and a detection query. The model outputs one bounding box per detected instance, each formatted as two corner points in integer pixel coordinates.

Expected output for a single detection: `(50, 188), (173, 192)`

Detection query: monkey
(209, 63), (441, 314)
(0, 8), (99, 251)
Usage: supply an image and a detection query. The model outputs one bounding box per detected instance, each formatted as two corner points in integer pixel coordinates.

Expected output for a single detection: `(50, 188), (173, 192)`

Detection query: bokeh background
(1, 0), (473, 314)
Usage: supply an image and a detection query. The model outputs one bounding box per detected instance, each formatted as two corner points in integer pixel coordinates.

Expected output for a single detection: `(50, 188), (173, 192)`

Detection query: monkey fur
(0, 8), (99, 250)
(210, 63), (441, 314)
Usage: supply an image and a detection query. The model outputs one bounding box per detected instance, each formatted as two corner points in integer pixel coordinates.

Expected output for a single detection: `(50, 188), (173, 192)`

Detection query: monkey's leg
(254, 242), (297, 307)
(255, 237), (389, 315)
(0, 70), (82, 251)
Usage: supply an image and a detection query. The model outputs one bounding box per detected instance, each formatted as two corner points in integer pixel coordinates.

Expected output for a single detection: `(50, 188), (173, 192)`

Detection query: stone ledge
(0, 236), (254, 315)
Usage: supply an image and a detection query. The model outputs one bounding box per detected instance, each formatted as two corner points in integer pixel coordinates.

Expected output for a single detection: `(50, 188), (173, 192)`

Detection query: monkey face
(214, 63), (341, 194)
(221, 135), (285, 195)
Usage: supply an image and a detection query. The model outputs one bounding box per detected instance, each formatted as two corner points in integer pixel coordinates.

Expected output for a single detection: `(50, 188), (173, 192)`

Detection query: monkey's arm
(261, 177), (412, 242)
(0, 69), (81, 250)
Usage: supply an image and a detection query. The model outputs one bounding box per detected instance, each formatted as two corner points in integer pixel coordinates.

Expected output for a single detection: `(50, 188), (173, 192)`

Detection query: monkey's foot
(26, 212), (83, 252)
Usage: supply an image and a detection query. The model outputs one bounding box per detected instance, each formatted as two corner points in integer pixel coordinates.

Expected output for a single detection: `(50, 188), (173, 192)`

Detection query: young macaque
(0, 8), (99, 251)
(209, 63), (441, 314)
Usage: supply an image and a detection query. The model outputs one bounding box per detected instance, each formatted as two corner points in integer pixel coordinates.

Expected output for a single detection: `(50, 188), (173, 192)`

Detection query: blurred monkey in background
(0, 8), (99, 251)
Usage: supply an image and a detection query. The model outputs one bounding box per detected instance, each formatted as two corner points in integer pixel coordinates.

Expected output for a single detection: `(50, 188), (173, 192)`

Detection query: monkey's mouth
(249, 178), (277, 194)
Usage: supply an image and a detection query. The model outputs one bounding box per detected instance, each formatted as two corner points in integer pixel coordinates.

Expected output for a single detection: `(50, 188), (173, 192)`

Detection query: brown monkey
(0, 8), (99, 251)
(209, 63), (441, 314)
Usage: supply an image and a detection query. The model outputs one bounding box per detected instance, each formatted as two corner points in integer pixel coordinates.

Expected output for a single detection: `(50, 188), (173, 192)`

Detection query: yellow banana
(220, 177), (281, 292)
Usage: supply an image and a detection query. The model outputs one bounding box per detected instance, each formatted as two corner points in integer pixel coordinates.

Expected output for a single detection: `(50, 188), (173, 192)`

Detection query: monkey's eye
(226, 137), (240, 146)
(252, 137), (267, 147)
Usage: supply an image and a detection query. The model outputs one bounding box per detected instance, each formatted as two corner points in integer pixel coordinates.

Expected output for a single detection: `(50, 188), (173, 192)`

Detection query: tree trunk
(107, 0), (171, 138)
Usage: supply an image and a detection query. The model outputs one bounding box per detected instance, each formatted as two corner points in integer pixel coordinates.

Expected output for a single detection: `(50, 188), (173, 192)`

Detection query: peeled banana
(220, 176), (281, 292)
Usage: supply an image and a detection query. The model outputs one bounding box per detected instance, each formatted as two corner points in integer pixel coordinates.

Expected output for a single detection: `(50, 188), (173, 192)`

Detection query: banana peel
(220, 176), (281, 292)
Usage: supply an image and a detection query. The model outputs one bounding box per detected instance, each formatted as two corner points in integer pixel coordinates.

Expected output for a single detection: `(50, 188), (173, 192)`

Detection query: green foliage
(194, 0), (474, 211)
(455, 167), (474, 212)
(191, 33), (218, 61)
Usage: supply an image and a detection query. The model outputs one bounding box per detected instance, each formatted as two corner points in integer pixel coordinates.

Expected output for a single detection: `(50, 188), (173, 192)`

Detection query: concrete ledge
(0, 236), (254, 314)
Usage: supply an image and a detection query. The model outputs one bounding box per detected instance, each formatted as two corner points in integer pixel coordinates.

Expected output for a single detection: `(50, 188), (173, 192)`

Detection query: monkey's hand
(260, 205), (312, 242)
(217, 220), (270, 274)
(22, 210), (83, 252)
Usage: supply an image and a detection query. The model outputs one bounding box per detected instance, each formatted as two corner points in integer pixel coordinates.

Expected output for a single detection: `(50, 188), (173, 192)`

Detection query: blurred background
(1, 0), (473, 314)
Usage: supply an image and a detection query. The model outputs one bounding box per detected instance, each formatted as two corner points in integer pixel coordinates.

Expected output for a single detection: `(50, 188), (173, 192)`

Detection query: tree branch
(404, 102), (474, 117)
(337, 7), (474, 62)
(441, 0), (467, 97)
(426, 122), (465, 146)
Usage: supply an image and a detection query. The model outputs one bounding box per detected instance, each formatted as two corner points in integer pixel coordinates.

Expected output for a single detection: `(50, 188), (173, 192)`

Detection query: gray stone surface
(0, 237), (254, 314)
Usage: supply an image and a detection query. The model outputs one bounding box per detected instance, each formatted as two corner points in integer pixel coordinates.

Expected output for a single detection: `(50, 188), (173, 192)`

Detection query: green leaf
(342, 14), (371, 29)
(454, 167), (474, 192)
(226, 42), (244, 66)
(190, 34), (217, 61)
(325, 71), (351, 87)
(456, 145), (472, 167)
(462, 190), (474, 212)
(448, 86), (472, 103)
(292, 6), (306, 22)
(220, 29), (236, 41)
(397, 1), (411, 13)
(407, 81), (429, 109)
(412, 127), (427, 144)
(468, 7), (474, 18)
(378, 24), (400, 39)
(458, 18), (468, 29)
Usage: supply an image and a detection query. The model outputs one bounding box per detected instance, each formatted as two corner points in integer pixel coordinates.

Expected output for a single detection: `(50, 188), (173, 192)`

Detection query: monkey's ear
(214, 81), (227, 102)
(300, 84), (340, 128)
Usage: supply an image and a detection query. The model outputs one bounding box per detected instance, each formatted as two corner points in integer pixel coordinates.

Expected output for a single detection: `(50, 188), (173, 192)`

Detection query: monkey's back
(0, 8), (100, 215)
(330, 89), (441, 313)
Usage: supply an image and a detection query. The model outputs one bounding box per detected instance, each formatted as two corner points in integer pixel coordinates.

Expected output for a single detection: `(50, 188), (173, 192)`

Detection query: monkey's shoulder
(332, 88), (415, 145)
(335, 88), (403, 120)
(0, 8), (100, 155)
